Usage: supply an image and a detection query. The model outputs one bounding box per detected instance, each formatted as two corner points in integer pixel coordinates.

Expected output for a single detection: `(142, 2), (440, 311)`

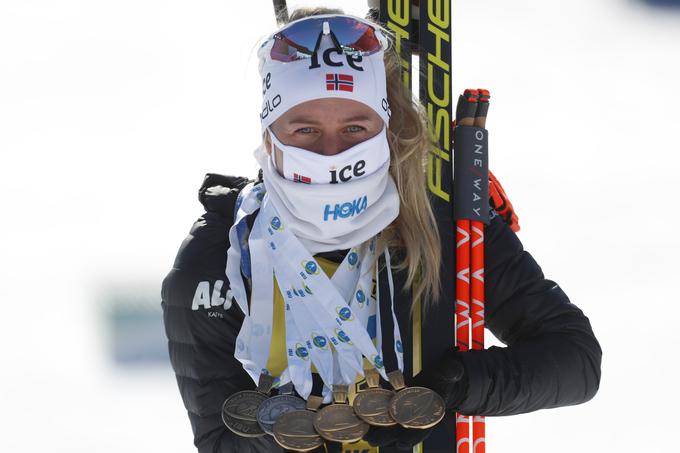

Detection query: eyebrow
(287, 114), (373, 125)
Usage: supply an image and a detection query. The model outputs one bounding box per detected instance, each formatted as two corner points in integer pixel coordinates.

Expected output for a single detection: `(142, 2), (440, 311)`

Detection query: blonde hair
(271, 7), (442, 306)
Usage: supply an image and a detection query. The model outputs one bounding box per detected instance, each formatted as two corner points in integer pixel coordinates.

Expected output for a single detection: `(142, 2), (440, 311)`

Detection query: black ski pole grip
(453, 125), (490, 224)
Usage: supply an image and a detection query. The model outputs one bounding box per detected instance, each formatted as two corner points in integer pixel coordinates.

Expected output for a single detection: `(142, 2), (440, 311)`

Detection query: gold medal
(314, 385), (370, 443)
(352, 369), (397, 427)
(387, 370), (445, 429)
(273, 395), (325, 452)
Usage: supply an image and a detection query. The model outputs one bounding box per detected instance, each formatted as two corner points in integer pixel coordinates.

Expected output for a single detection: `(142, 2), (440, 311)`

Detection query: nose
(317, 134), (350, 156)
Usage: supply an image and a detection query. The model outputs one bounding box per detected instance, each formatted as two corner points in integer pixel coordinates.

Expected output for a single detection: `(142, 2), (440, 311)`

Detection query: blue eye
(296, 127), (314, 134)
(346, 125), (365, 133)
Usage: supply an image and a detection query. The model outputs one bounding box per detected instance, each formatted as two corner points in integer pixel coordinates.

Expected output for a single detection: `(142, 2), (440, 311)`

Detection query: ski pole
(470, 89), (489, 453)
(454, 88), (479, 453)
(454, 88), (490, 453)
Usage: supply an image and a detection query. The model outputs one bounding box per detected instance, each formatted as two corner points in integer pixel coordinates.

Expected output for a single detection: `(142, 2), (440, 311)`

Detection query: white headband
(258, 27), (391, 133)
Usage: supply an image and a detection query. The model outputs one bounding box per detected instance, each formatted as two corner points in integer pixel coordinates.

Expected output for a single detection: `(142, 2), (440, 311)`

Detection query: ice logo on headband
(308, 45), (364, 72)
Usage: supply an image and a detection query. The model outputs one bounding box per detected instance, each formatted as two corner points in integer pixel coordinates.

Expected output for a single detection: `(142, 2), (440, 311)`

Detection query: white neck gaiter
(253, 144), (400, 254)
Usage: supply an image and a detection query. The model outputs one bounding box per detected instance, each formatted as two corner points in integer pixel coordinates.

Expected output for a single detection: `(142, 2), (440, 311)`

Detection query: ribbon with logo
(226, 179), (405, 399)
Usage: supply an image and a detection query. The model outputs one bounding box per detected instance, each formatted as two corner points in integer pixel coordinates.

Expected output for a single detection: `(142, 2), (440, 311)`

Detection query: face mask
(267, 125), (390, 185)
(253, 144), (400, 254)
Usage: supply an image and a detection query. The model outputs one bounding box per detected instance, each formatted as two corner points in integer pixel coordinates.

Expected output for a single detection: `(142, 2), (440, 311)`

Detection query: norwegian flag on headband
(326, 73), (354, 92)
(293, 173), (311, 184)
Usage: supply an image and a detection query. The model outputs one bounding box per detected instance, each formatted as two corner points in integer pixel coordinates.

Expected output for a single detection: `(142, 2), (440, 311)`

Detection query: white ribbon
(226, 179), (404, 398)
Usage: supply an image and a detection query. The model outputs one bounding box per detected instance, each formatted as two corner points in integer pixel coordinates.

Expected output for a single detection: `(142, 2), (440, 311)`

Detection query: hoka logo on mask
(323, 195), (368, 221)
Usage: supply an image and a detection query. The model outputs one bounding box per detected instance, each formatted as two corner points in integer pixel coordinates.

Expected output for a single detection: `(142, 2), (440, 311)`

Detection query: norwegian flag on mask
(326, 73), (354, 92)
(293, 173), (311, 184)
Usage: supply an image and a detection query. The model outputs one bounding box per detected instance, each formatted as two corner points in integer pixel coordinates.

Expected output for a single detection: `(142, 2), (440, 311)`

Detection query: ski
(418, 0), (457, 450)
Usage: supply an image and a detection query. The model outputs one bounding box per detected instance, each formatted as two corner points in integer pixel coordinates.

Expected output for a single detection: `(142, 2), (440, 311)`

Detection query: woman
(161, 7), (602, 453)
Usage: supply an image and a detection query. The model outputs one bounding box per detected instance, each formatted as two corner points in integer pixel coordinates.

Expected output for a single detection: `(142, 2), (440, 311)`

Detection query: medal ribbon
(228, 183), (297, 389)
(260, 195), (387, 383)
(375, 248), (405, 375)
(226, 181), (404, 398)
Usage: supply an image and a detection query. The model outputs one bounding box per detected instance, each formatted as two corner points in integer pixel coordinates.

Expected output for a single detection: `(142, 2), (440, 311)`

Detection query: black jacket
(161, 173), (602, 452)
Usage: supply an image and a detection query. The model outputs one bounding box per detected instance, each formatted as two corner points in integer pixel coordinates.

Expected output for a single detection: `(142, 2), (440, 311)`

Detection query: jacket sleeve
(455, 210), (603, 416)
(161, 210), (282, 453)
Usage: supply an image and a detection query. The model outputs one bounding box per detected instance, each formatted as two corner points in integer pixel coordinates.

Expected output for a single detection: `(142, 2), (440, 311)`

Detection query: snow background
(1, 0), (678, 451)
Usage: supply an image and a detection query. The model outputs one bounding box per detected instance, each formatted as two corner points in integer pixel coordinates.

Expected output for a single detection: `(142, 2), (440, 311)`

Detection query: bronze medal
(314, 385), (369, 443)
(386, 369), (445, 429)
(221, 373), (275, 438)
(222, 390), (268, 421)
(272, 395), (324, 452)
(222, 409), (266, 438)
(352, 369), (397, 427)
(256, 393), (306, 435)
(314, 403), (370, 442)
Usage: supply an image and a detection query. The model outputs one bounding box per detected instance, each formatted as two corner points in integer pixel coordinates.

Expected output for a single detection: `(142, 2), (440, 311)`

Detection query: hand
(363, 425), (434, 451)
(411, 347), (468, 410)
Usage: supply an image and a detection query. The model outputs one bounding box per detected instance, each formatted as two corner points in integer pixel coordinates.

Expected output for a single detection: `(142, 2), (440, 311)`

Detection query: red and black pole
(454, 88), (491, 453)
